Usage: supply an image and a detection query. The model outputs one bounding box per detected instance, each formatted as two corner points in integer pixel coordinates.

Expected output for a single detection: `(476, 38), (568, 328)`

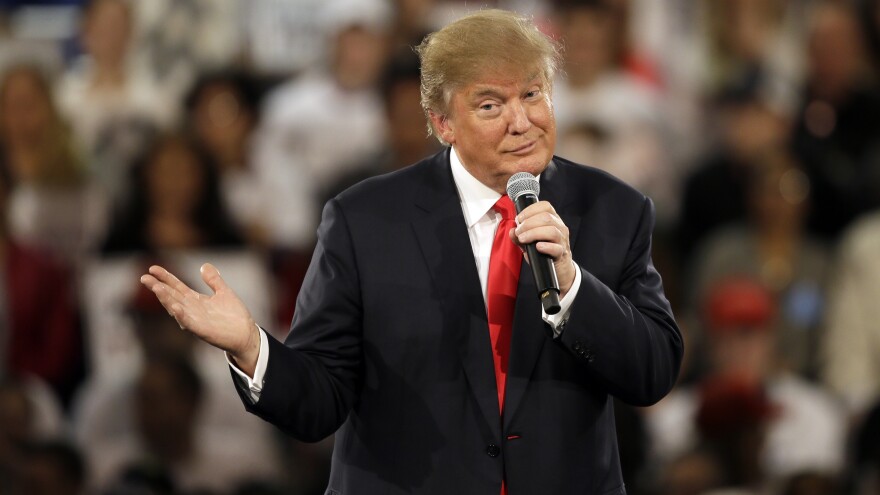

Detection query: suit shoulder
(332, 151), (444, 208)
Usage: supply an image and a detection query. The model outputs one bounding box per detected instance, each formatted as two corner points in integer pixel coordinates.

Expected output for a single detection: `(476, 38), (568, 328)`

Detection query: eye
(525, 89), (541, 99)
(480, 103), (496, 111)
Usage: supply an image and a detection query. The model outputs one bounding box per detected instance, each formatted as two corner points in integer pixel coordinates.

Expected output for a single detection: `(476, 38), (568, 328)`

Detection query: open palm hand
(140, 263), (261, 373)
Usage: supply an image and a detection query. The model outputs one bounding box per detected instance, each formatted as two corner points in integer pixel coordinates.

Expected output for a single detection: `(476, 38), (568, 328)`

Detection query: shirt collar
(449, 147), (503, 229)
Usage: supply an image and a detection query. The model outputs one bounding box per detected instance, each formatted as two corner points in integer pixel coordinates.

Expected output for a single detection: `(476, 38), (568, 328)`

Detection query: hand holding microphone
(506, 172), (576, 315)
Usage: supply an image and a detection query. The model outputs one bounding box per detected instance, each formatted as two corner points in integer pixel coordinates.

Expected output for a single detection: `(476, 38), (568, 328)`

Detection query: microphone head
(506, 172), (540, 201)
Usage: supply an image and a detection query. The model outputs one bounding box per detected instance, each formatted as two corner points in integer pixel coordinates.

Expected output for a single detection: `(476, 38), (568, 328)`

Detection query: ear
(429, 110), (455, 145)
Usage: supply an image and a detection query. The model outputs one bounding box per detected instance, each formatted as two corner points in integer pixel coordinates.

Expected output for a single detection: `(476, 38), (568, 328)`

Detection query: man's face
(431, 73), (556, 193)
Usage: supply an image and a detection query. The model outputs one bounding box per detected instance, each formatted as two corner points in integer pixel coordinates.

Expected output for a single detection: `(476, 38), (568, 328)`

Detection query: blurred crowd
(0, 0), (879, 494)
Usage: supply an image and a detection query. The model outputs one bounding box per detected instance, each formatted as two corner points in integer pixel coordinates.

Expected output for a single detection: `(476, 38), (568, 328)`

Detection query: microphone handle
(513, 193), (561, 315)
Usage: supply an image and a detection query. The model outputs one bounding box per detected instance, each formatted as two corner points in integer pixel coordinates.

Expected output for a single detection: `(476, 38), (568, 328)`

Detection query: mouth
(507, 141), (537, 155)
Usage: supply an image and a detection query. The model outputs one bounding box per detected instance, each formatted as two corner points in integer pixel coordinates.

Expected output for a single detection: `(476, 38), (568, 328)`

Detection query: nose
(507, 101), (532, 135)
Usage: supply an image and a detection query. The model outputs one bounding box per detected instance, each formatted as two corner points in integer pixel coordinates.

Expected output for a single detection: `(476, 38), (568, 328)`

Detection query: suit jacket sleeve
(558, 196), (682, 406)
(236, 198), (363, 442)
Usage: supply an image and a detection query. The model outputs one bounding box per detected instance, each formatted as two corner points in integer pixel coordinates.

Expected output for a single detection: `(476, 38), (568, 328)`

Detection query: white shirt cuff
(226, 326), (270, 403)
(542, 263), (582, 337)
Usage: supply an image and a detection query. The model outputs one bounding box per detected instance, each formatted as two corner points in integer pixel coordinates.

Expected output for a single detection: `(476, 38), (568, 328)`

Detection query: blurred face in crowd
(559, 6), (616, 84)
(135, 361), (199, 460)
(431, 70), (557, 194)
(808, 3), (867, 98)
(715, 0), (781, 61)
(145, 140), (206, 218)
(191, 82), (254, 164)
(387, 78), (436, 167)
(710, 327), (775, 380)
(333, 25), (388, 90)
(82, 0), (132, 68)
(0, 68), (54, 150)
(748, 152), (810, 235)
(722, 101), (787, 162)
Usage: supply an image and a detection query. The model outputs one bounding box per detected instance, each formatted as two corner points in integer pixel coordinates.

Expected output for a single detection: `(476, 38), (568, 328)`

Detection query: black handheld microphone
(506, 172), (561, 315)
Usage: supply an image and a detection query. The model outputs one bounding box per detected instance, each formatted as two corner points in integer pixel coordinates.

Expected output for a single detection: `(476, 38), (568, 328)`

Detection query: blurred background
(0, 0), (879, 493)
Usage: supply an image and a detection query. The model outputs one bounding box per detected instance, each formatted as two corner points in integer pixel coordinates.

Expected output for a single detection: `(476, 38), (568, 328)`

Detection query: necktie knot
(493, 196), (516, 221)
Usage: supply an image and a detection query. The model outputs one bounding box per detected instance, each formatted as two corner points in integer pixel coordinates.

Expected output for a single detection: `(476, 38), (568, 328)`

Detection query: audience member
(552, 0), (676, 224)
(0, 151), (82, 401)
(128, 0), (243, 101)
(822, 210), (880, 416)
(688, 148), (828, 378)
(250, 0), (391, 250)
(0, 376), (67, 494)
(647, 277), (846, 489)
(320, 48), (439, 204)
(57, 0), (172, 206)
(74, 268), (282, 492)
(696, 0), (807, 113)
(185, 71), (271, 248)
(101, 133), (244, 255)
(0, 63), (106, 264)
(88, 354), (279, 493)
(791, 0), (880, 238)
(677, 84), (789, 258)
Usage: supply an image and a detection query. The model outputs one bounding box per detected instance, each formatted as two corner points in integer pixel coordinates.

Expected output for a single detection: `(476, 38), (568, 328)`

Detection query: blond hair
(415, 9), (561, 143)
(0, 64), (85, 187)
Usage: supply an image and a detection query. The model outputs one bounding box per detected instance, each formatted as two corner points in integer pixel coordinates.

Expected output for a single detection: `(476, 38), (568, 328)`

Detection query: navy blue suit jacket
(238, 149), (683, 494)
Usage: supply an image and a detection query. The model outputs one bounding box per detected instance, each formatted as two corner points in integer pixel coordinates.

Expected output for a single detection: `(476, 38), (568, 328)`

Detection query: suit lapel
(503, 159), (581, 430)
(411, 150), (502, 437)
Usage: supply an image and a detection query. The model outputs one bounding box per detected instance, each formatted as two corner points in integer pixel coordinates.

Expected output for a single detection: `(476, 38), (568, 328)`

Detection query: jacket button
(486, 444), (501, 457)
(573, 341), (583, 352)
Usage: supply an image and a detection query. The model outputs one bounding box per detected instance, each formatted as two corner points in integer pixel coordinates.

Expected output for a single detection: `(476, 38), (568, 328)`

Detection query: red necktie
(487, 196), (520, 495)
(487, 196), (520, 412)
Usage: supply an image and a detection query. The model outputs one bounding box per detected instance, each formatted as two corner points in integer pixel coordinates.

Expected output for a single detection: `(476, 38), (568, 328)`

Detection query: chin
(516, 155), (552, 177)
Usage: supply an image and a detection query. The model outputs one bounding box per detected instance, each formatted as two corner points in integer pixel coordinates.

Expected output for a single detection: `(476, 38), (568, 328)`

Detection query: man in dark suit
(140, 9), (682, 494)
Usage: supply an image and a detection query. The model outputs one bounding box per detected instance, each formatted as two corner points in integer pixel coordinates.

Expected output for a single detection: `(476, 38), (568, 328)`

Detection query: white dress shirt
(230, 147), (582, 401)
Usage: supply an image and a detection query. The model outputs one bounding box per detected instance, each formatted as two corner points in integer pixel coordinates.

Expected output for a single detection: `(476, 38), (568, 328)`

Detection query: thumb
(200, 263), (228, 294)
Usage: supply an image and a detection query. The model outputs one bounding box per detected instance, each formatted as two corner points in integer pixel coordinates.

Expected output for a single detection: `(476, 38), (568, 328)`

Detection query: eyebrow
(468, 75), (544, 102)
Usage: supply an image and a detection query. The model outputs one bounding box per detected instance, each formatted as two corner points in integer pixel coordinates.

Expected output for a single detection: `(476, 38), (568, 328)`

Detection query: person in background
(791, 0), (880, 239)
(185, 70), (270, 248)
(0, 63), (106, 265)
(0, 150), (82, 402)
(100, 133), (244, 255)
(56, 0), (173, 206)
(551, 0), (676, 226)
(821, 209), (880, 417)
(687, 148), (828, 378)
(0, 377), (67, 494)
(74, 277), (283, 493)
(250, 0), (391, 251)
(677, 84), (789, 259)
(647, 277), (845, 491)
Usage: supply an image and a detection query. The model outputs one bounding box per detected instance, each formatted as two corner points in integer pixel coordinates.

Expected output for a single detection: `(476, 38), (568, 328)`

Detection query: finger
(140, 273), (161, 290)
(535, 241), (567, 260)
(147, 282), (187, 318)
(514, 225), (567, 246)
(148, 265), (194, 297)
(515, 212), (567, 235)
(200, 263), (228, 295)
(515, 201), (556, 223)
